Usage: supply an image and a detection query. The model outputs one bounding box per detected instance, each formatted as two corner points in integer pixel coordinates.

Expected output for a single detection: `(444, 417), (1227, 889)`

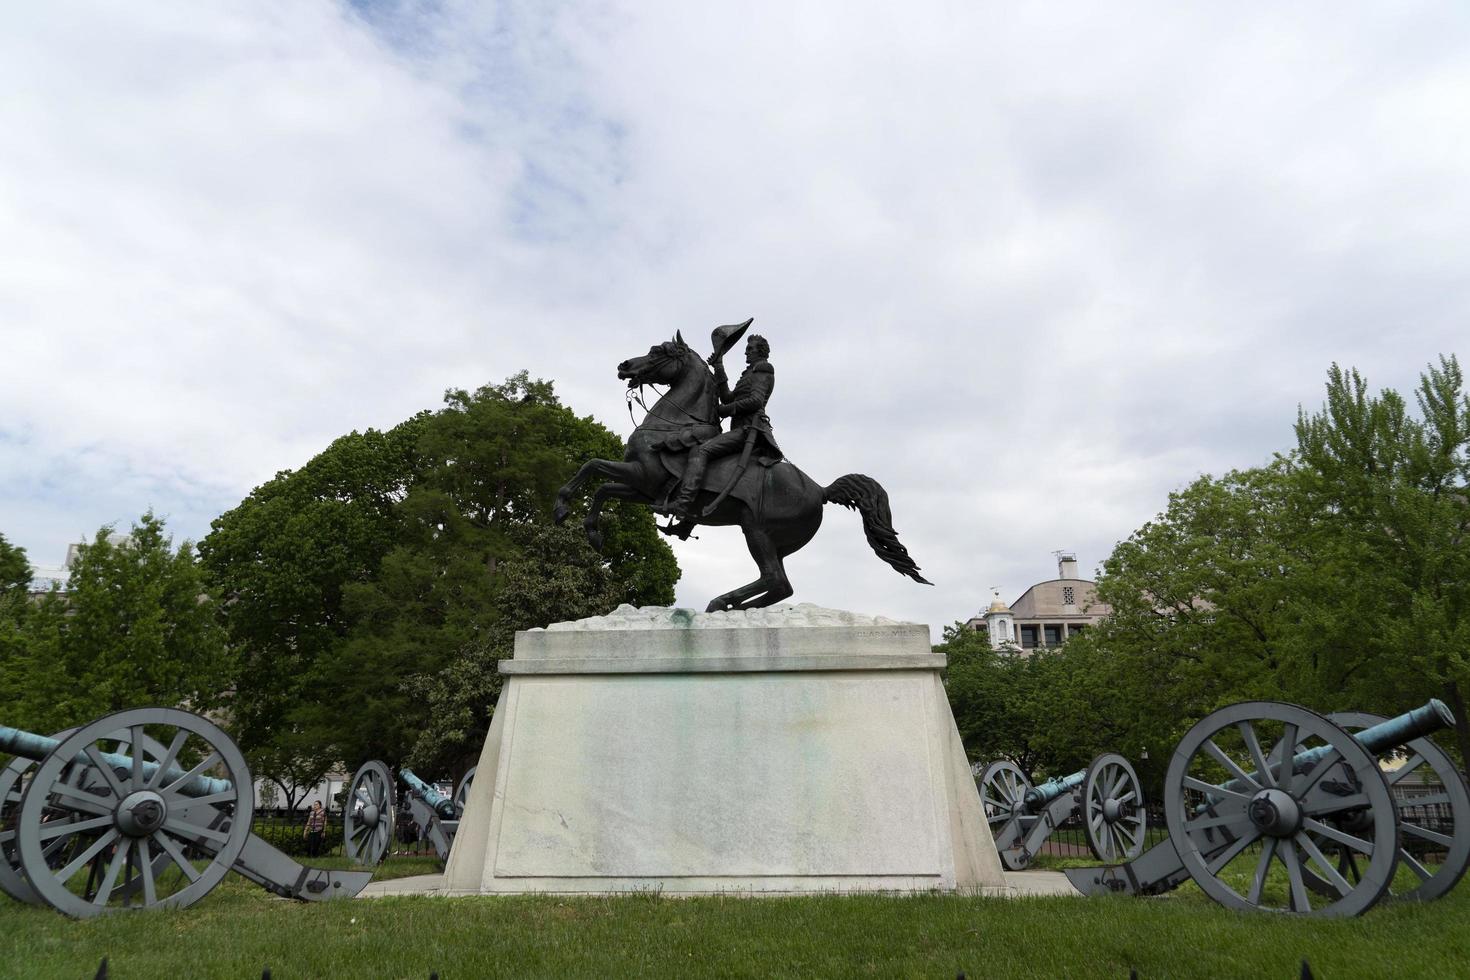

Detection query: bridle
(625, 343), (718, 428)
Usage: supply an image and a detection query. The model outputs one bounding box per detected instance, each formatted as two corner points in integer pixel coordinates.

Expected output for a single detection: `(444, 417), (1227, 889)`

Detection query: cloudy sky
(3, 2), (1468, 635)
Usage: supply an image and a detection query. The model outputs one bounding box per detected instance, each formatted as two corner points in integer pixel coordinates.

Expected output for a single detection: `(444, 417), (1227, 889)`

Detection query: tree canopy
(200, 373), (678, 792)
(0, 514), (230, 736)
(948, 355), (1470, 786)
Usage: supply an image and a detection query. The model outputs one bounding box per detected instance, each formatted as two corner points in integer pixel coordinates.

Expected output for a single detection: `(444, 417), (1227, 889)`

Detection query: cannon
(0, 708), (372, 918)
(979, 752), (1146, 870)
(343, 761), (476, 866)
(1065, 699), (1470, 917)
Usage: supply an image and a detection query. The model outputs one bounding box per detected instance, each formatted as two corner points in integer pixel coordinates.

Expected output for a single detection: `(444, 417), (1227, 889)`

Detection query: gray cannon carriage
(342, 759), (476, 866)
(0, 707), (372, 918)
(980, 752), (1147, 870)
(1065, 699), (1470, 917)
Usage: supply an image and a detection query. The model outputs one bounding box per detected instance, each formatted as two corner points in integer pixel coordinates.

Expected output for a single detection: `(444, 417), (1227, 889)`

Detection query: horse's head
(617, 332), (698, 388)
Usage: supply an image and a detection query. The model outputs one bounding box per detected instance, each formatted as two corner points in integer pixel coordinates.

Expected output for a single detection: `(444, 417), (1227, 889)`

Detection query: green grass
(3, 857), (1469, 979)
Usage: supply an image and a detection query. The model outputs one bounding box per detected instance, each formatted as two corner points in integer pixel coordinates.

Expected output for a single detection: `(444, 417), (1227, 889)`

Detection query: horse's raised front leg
(554, 458), (641, 527)
(582, 482), (653, 551)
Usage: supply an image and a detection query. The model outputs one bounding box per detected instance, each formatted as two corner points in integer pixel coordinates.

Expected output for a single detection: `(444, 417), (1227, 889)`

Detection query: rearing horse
(553, 332), (933, 612)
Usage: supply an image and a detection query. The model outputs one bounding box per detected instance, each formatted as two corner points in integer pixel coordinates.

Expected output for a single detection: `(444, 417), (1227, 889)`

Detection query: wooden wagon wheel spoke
(1238, 721), (1276, 788)
(91, 845), (129, 907)
(1296, 833), (1353, 897)
(159, 752), (222, 799)
(145, 730), (190, 791)
(1244, 837), (1277, 905)
(149, 829), (201, 882)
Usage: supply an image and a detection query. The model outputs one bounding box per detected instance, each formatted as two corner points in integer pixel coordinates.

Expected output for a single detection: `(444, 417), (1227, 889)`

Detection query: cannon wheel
(1304, 711), (1470, 902)
(15, 709), (252, 918)
(454, 766), (477, 819)
(1164, 701), (1399, 917)
(0, 756), (39, 903)
(344, 761), (395, 866)
(1, 727), (169, 906)
(1084, 753), (1146, 862)
(978, 760), (1031, 828)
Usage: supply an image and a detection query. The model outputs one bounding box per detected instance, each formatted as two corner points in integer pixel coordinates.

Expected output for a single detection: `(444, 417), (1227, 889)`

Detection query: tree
(0, 533), (35, 728)
(0, 533), (29, 596)
(202, 372), (679, 787)
(940, 623), (1059, 777)
(0, 514), (230, 735)
(198, 417), (427, 799)
(1292, 356), (1470, 763)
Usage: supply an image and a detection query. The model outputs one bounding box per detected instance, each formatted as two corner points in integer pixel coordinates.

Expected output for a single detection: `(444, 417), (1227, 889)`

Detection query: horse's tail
(823, 474), (933, 586)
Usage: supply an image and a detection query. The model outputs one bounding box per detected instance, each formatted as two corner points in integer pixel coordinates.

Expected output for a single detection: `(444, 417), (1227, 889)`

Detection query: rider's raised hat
(710, 318), (754, 359)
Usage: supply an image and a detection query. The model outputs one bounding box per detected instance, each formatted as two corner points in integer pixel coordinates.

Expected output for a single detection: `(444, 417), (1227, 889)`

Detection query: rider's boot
(669, 454), (707, 520)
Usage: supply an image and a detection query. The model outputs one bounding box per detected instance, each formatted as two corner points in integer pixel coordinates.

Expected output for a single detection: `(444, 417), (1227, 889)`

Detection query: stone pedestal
(443, 604), (1006, 895)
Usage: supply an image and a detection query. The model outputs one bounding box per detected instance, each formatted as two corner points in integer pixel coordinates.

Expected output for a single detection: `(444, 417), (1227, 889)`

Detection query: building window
(1019, 625), (1038, 649)
(1068, 624), (1087, 637)
(1062, 586), (1075, 606)
(1044, 624), (1063, 646)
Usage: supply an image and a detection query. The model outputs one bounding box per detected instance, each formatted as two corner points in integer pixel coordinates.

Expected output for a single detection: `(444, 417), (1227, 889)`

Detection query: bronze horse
(553, 332), (932, 611)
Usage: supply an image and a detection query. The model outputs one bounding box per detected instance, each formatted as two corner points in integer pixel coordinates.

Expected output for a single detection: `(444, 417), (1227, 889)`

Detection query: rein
(624, 349), (718, 429)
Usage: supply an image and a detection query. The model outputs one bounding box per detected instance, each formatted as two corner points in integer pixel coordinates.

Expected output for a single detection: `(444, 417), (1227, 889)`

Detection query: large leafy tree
(1292, 356), (1470, 762)
(202, 373), (678, 790)
(941, 623), (1059, 777)
(0, 514), (230, 736)
(197, 417), (426, 796)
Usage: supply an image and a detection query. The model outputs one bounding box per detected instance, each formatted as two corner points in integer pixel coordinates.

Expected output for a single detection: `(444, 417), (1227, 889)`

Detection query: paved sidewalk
(360, 870), (1079, 899)
(1002, 870), (1079, 897)
(361, 873), (446, 897)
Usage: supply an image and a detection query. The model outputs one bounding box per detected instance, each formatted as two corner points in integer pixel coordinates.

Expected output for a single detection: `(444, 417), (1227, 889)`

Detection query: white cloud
(3, 1), (1469, 636)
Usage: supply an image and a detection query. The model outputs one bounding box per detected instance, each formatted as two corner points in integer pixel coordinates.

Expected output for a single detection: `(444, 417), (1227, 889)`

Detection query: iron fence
(250, 807), (439, 860)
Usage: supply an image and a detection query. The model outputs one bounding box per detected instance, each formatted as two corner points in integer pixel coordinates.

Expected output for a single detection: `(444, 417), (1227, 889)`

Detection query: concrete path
(1002, 869), (1079, 897)
(360, 873), (446, 897)
(359, 870), (1079, 899)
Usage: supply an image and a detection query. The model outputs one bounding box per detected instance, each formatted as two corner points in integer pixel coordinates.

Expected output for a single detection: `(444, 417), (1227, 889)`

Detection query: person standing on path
(303, 800), (327, 857)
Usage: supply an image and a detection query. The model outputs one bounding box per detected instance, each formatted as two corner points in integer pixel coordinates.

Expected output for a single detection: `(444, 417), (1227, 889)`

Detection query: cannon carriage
(0, 708), (371, 918)
(979, 752), (1147, 870)
(1064, 699), (1470, 917)
(342, 760), (476, 866)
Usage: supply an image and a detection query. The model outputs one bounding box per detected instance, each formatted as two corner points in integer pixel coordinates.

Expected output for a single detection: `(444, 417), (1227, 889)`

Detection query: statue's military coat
(714, 359), (781, 458)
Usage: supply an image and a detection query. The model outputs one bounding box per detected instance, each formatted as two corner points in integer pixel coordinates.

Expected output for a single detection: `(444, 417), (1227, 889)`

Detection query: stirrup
(657, 518), (697, 541)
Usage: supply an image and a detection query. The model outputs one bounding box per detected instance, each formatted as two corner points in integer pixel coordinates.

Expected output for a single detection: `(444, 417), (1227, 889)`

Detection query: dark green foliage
(0, 533), (28, 596)
(1292, 356), (1470, 762)
(202, 372), (678, 787)
(940, 624), (1054, 776)
(0, 514), (230, 736)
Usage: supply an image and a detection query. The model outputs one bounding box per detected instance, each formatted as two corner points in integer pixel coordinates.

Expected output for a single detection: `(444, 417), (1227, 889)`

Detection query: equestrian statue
(553, 318), (933, 612)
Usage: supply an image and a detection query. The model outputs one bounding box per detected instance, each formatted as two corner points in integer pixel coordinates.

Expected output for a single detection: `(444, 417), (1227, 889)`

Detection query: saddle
(656, 433), (779, 520)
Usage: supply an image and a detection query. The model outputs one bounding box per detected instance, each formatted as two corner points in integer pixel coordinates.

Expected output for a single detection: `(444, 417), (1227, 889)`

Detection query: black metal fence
(1026, 801), (1171, 861)
(249, 807), (440, 860)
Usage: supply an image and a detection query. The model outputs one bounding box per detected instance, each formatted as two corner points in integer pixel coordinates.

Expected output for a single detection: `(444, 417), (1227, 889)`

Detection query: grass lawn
(3, 855), (1468, 979)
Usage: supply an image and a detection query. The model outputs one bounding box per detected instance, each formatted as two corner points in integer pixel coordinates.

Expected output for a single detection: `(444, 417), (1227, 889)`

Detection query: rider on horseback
(668, 329), (782, 521)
